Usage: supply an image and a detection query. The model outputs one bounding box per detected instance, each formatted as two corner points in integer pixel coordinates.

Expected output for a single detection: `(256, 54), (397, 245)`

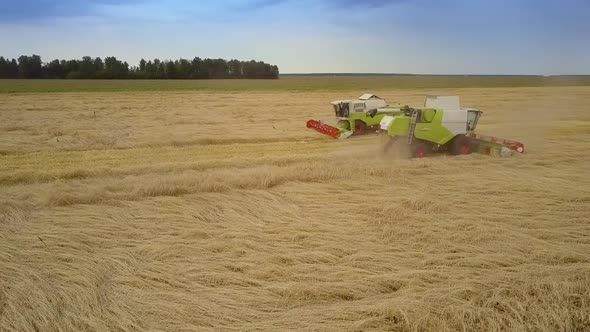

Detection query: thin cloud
(232, 0), (290, 11)
(248, 0), (289, 9)
(232, 0), (406, 12)
(324, 0), (408, 8)
(0, 0), (407, 22)
(0, 0), (146, 22)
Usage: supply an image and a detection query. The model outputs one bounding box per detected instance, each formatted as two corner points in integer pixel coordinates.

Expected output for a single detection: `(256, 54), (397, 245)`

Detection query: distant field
(1, 84), (589, 331)
(1, 75), (590, 93)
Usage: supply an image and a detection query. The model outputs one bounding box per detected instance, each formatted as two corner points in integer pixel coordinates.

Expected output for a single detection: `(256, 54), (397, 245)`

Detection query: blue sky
(0, 0), (588, 74)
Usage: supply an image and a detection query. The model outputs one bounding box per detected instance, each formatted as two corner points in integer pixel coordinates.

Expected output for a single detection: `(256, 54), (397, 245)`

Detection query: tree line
(0, 55), (279, 79)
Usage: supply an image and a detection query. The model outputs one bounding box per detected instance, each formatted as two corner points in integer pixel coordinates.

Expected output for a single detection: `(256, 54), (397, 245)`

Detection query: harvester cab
(331, 94), (386, 118)
(331, 94), (388, 134)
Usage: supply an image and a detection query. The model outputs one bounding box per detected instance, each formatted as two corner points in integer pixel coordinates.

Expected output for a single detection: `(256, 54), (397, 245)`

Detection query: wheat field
(1, 85), (589, 331)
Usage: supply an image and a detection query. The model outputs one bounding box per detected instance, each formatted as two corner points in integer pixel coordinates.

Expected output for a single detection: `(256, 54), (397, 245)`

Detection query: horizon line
(279, 73), (590, 77)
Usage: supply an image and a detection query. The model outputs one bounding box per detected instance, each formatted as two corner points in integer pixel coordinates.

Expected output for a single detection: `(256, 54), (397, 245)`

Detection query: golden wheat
(0, 87), (589, 331)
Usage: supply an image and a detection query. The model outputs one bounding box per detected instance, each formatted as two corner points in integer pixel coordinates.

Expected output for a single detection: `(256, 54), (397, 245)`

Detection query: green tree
(139, 58), (146, 72)
(165, 60), (176, 79)
(271, 65), (279, 79)
(79, 56), (95, 78)
(17, 55), (43, 78)
(145, 60), (155, 78)
(63, 59), (79, 76)
(190, 57), (203, 78)
(228, 59), (242, 79)
(177, 58), (191, 79)
(9, 59), (18, 78)
(94, 57), (104, 72)
(242, 60), (257, 79)
(45, 59), (65, 78)
(0, 57), (8, 78)
(153, 59), (165, 79)
(3, 54), (279, 80)
(104, 56), (129, 79)
(211, 58), (229, 79)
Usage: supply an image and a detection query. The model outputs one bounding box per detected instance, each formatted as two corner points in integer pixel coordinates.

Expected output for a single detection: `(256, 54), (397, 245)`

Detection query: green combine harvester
(307, 95), (525, 157)
(307, 94), (401, 138)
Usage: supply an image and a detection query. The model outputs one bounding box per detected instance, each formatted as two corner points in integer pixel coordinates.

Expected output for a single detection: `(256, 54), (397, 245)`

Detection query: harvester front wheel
(337, 120), (350, 131)
(354, 121), (366, 135)
(450, 135), (472, 155)
(411, 143), (428, 158)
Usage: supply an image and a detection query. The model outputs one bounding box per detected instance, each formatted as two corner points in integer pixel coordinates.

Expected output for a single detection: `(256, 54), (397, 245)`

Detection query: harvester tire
(450, 135), (472, 155)
(354, 121), (366, 135)
(411, 143), (428, 158)
(337, 120), (350, 131)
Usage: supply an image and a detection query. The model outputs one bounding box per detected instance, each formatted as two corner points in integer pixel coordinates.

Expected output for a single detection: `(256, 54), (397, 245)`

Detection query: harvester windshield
(333, 102), (350, 118)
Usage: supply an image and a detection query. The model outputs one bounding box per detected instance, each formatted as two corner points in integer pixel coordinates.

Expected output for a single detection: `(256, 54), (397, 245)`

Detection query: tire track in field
(0, 139), (348, 185)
